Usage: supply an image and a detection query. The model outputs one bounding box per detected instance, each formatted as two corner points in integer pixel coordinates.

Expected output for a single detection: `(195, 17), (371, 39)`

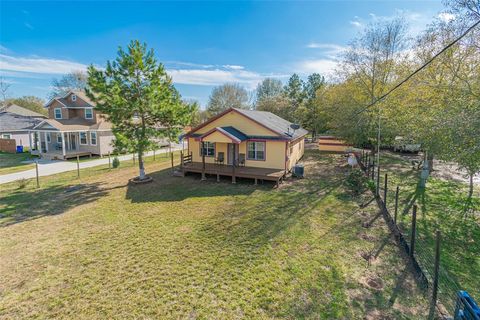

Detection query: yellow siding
(195, 110), (278, 137)
(202, 131), (233, 144)
(287, 138), (305, 170)
(188, 138), (286, 170)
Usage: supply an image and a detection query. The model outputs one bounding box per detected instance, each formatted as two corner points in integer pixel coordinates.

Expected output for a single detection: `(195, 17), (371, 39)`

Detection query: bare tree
(206, 83), (250, 116)
(0, 77), (11, 103)
(49, 71), (87, 99)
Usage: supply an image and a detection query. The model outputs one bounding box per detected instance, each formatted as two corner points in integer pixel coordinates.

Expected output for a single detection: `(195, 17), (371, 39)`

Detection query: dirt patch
(363, 276), (384, 291)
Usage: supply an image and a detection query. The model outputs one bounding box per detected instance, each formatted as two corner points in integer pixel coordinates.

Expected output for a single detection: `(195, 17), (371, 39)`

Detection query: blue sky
(0, 1), (446, 107)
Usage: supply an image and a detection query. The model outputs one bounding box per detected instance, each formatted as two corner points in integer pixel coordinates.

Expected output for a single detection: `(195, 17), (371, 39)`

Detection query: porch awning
(200, 126), (247, 144)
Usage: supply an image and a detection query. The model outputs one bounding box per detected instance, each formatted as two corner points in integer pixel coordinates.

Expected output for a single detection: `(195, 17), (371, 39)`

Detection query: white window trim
(85, 108), (93, 120)
(247, 141), (266, 161)
(46, 132), (51, 143)
(54, 108), (62, 119)
(79, 132), (88, 145)
(72, 94), (77, 102)
(56, 134), (62, 144)
(200, 141), (215, 157)
(90, 132), (97, 146)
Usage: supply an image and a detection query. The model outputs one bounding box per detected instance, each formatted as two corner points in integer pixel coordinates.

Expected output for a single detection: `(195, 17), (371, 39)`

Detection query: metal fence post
(394, 186), (399, 224)
(35, 160), (40, 188)
(133, 153), (135, 165)
(153, 149), (156, 161)
(376, 164), (380, 196)
(76, 155), (80, 178)
(371, 159), (375, 180)
(410, 204), (418, 257)
(384, 173), (388, 205)
(108, 152), (111, 169)
(428, 230), (441, 320)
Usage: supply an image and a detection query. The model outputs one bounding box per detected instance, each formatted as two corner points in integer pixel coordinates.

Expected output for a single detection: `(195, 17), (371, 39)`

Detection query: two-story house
(31, 90), (115, 160)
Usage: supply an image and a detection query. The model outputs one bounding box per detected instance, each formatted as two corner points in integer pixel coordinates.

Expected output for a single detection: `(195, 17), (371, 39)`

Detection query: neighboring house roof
(0, 104), (47, 118)
(0, 112), (43, 132)
(187, 108), (308, 141)
(33, 118), (112, 131)
(44, 90), (95, 109)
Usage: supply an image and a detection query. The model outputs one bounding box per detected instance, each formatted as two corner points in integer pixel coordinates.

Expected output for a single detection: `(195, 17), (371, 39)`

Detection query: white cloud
(438, 12), (455, 22)
(222, 65), (244, 70)
(305, 43), (347, 59)
(167, 68), (286, 89)
(350, 20), (363, 28)
(24, 22), (34, 30)
(0, 54), (88, 74)
(295, 59), (339, 76)
(0, 53), (286, 90)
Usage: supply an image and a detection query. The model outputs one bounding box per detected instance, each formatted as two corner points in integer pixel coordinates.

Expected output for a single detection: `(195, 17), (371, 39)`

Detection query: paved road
(0, 146), (182, 185)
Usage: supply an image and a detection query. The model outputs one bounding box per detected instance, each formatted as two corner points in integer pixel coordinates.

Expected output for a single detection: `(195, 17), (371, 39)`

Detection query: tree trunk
(468, 175), (474, 200)
(427, 153), (434, 173)
(138, 149), (145, 180)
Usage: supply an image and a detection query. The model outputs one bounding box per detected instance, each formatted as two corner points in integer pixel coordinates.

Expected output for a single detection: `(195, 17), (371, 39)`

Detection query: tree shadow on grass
(0, 182), (112, 227)
(125, 166), (264, 203)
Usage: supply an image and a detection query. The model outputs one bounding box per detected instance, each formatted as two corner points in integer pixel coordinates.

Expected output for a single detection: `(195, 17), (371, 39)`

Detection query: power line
(352, 18), (480, 118)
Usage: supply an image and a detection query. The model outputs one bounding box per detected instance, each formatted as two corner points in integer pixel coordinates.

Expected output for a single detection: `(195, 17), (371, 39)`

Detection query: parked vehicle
(393, 136), (421, 153)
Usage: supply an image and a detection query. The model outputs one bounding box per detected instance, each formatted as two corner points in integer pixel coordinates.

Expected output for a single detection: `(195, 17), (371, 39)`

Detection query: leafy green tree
(5, 96), (47, 116)
(254, 78), (283, 106)
(283, 74), (305, 122)
(206, 83), (249, 116)
(297, 73), (325, 137)
(87, 40), (193, 180)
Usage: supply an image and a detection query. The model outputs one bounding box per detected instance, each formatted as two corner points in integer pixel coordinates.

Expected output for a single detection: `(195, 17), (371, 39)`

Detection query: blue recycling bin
(16, 146), (23, 153)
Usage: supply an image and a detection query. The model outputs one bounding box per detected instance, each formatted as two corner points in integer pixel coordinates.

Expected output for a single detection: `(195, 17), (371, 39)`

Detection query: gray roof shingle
(233, 108), (308, 140)
(0, 112), (43, 132)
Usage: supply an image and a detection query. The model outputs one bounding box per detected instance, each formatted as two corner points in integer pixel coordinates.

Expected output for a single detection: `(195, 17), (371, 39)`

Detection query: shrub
(17, 178), (29, 189)
(112, 157), (120, 168)
(345, 169), (368, 195)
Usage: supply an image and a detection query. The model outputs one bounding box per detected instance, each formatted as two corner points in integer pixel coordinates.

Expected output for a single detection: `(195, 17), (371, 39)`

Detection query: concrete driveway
(0, 146), (182, 185)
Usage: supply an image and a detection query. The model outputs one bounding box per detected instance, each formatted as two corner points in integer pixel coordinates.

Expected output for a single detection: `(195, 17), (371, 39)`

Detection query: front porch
(180, 161), (285, 186)
(30, 131), (93, 160)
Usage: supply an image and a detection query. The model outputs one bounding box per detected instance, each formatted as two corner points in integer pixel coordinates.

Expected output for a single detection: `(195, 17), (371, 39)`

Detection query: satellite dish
(290, 124), (300, 130)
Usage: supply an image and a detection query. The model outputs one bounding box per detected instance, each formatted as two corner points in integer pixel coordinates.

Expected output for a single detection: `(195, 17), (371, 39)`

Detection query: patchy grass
(377, 152), (480, 311)
(0, 150), (428, 319)
(0, 152), (36, 175)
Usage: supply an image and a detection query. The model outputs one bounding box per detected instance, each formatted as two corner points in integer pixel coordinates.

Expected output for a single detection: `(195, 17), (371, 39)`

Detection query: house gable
(191, 109), (281, 137)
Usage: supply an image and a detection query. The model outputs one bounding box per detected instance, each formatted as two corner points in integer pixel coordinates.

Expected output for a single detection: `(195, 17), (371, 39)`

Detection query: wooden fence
(0, 138), (16, 153)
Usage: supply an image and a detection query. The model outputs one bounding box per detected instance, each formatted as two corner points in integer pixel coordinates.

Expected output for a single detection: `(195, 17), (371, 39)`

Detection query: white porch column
(44, 132), (49, 152)
(66, 132), (70, 151)
(61, 132), (66, 157)
(28, 131), (32, 152)
(38, 132), (42, 155)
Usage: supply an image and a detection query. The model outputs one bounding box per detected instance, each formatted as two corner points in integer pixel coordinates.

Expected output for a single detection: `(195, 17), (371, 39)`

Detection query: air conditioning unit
(293, 164), (304, 178)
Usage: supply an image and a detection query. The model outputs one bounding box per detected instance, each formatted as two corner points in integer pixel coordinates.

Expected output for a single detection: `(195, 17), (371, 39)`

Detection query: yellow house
(182, 108), (307, 185)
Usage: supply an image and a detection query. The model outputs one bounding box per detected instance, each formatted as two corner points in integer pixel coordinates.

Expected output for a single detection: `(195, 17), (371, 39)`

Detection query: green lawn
(376, 152), (480, 311)
(0, 150), (429, 319)
(0, 152), (36, 175)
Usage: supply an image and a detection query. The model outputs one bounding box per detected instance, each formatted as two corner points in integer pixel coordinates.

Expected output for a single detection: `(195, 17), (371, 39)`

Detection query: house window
(54, 108), (62, 119)
(90, 132), (97, 145)
(85, 108), (93, 120)
(247, 141), (265, 160)
(46, 133), (51, 143)
(200, 141), (215, 157)
(56, 134), (62, 144)
(2, 134), (11, 139)
(72, 94), (77, 102)
(80, 132), (87, 145)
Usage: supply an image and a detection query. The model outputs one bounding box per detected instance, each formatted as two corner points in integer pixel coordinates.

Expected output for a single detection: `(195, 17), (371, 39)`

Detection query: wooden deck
(181, 162), (285, 185)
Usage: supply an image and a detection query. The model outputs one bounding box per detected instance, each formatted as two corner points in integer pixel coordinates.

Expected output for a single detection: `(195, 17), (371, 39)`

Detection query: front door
(227, 143), (238, 165)
(69, 133), (76, 151)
